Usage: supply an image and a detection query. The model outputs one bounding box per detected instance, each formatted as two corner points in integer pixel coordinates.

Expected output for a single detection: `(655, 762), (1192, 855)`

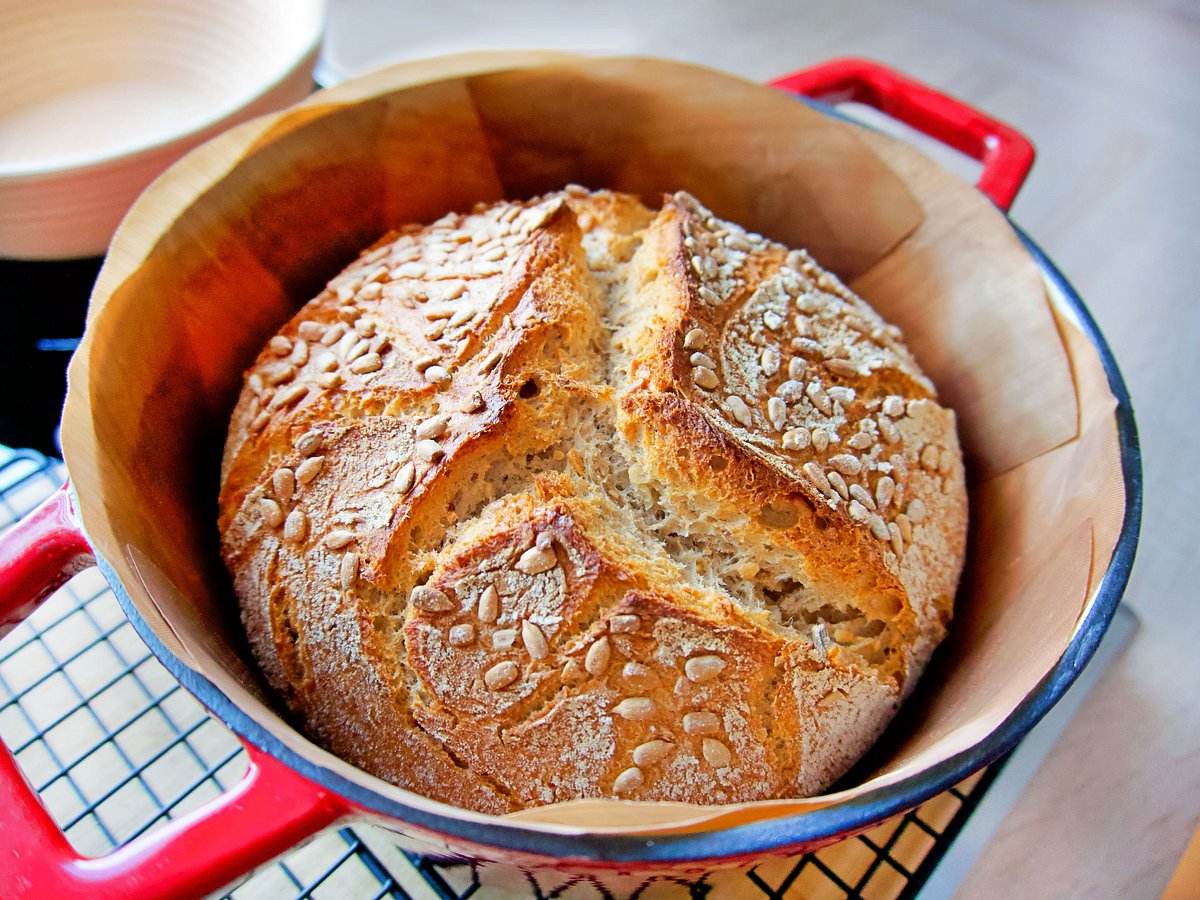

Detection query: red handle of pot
(0, 482), (93, 637)
(0, 483), (349, 898)
(770, 58), (1035, 211)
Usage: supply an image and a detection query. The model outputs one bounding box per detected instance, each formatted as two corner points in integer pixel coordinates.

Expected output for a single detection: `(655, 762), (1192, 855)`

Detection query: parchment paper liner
(64, 54), (1123, 838)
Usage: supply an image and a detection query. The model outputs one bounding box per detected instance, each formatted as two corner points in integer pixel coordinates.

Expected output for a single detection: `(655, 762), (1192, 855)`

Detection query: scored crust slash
(217, 187), (967, 815)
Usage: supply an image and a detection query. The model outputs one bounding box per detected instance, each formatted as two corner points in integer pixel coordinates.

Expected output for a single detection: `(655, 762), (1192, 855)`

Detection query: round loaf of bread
(218, 188), (967, 813)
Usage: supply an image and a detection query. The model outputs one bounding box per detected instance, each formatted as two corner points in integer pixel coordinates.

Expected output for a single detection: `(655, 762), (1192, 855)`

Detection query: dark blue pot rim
(87, 95), (1143, 863)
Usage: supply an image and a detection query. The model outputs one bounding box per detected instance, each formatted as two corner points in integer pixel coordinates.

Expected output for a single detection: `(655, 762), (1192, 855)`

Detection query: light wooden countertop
(325, 2), (1197, 895)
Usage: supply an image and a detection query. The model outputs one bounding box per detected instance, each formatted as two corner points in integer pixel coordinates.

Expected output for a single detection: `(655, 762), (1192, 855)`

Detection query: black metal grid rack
(0, 447), (997, 899)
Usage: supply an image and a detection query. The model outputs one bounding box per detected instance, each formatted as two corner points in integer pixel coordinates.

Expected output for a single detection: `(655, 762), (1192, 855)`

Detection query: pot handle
(770, 58), (1035, 211)
(0, 483), (350, 898)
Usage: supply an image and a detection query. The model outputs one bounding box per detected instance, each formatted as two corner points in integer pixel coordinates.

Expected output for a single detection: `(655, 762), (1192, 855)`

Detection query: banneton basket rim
(88, 219), (1141, 862)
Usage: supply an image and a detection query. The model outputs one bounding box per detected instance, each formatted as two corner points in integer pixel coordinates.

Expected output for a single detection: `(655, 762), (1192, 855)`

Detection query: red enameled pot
(0, 59), (1140, 898)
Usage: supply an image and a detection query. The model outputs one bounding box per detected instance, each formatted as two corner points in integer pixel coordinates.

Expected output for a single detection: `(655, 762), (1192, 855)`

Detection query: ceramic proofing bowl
(0, 0), (325, 259)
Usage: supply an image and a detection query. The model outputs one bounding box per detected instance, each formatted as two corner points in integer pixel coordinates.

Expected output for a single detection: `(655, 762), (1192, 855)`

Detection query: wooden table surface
(324, 2), (1197, 896)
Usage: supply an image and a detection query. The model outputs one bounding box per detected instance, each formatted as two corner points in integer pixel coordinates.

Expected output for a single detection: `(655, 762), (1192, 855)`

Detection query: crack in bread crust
(219, 188), (967, 812)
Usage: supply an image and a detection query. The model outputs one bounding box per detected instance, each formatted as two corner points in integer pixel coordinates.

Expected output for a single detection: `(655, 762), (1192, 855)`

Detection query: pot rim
(82, 219), (1141, 863)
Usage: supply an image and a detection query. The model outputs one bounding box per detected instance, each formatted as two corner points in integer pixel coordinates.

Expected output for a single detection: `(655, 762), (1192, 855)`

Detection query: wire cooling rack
(0, 447), (999, 899)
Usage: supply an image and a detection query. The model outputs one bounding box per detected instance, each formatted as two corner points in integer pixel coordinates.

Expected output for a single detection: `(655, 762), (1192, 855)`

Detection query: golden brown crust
(218, 188), (967, 812)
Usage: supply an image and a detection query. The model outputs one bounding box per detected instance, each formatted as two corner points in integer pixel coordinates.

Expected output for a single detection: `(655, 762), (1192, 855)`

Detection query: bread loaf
(218, 188), (967, 813)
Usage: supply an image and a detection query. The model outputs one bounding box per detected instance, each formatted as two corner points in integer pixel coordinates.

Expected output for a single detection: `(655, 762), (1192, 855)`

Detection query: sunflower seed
(683, 328), (707, 350)
(562, 660), (586, 685)
(767, 397), (787, 432)
(250, 410), (270, 431)
(393, 461), (416, 495)
(424, 365), (450, 385)
(289, 340), (309, 366)
(827, 471), (850, 500)
(414, 355), (439, 373)
(812, 622), (830, 659)
(295, 430), (322, 456)
(335, 552), (358, 589)
(574, 636), (610, 677)
(263, 362), (296, 386)
(416, 414), (449, 440)
(272, 383), (308, 408)
(478, 585), (500, 623)
(811, 428), (830, 452)
(807, 382), (833, 416)
(761, 347), (781, 376)
(317, 372), (342, 390)
(296, 456), (324, 484)
(793, 338), (824, 358)
(258, 498), (284, 528)
(869, 514), (890, 541)
(698, 285), (721, 306)
(484, 661), (520, 690)
(782, 428), (810, 451)
(848, 499), (870, 523)
(465, 391), (485, 413)
(492, 629), (517, 650)
(683, 711), (720, 735)
(849, 483), (876, 510)
(726, 395), (752, 427)
(631, 742), (674, 771)
(344, 339), (370, 365)
(449, 623), (476, 647)
(415, 440), (443, 463)
(829, 454), (862, 476)
(613, 767), (644, 795)
(320, 322), (347, 347)
(269, 335), (291, 356)
(826, 358), (858, 378)
(411, 585), (454, 612)
(519, 620), (548, 660)
(685, 655), (726, 683)
(702, 738), (732, 768)
(693, 366), (719, 390)
(906, 498), (927, 523)
(324, 529), (355, 550)
(848, 432), (874, 451)
(875, 476), (896, 509)
(283, 509), (307, 543)
(888, 522), (905, 556)
(613, 697), (655, 720)
(515, 544), (556, 575)
(803, 462), (831, 493)
(610, 614), (641, 634)
(349, 353), (382, 375)
(895, 513), (913, 542)
(828, 386), (855, 405)
(788, 357), (806, 380)
(878, 416), (900, 444)
(298, 321), (325, 341)
(272, 468), (295, 504)
(690, 352), (717, 370)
